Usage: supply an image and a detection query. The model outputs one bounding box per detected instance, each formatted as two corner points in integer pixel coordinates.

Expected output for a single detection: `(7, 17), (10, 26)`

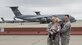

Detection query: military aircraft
(10, 7), (76, 23)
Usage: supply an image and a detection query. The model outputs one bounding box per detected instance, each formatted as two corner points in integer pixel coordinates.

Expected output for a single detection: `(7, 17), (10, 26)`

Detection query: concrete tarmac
(0, 20), (82, 28)
(0, 35), (82, 45)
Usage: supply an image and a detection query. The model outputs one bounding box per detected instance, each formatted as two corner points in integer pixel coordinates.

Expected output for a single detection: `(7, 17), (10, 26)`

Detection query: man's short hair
(65, 15), (69, 18)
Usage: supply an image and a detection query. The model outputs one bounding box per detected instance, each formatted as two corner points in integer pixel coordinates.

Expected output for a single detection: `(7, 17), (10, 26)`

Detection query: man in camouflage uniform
(60, 15), (71, 45)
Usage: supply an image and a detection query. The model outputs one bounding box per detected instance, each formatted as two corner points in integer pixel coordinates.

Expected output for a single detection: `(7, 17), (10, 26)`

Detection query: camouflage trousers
(47, 35), (70, 45)
(61, 36), (70, 45)
(47, 34), (60, 45)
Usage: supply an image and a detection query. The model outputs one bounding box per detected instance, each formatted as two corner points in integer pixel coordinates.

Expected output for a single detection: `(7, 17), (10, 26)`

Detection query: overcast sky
(0, 0), (82, 20)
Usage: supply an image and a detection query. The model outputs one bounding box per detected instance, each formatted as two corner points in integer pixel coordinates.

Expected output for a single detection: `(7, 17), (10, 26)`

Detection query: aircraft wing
(26, 15), (51, 19)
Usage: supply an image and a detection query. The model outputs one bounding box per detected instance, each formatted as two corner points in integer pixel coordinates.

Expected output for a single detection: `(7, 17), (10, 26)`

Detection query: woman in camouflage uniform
(47, 16), (61, 45)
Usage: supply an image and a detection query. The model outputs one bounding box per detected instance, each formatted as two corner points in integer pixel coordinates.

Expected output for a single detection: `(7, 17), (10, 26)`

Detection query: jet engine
(40, 18), (51, 24)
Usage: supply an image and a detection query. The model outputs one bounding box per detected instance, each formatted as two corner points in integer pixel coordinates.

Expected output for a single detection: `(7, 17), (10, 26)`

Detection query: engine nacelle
(40, 18), (51, 24)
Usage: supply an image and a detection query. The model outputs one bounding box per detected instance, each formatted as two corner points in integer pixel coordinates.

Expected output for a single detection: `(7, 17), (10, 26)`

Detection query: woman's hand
(50, 32), (53, 35)
(52, 30), (57, 33)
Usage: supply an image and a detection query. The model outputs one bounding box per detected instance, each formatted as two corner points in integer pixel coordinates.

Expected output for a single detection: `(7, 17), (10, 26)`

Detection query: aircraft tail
(35, 11), (41, 15)
(10, 7), (22, 16)
(1, 17), (5, 22)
